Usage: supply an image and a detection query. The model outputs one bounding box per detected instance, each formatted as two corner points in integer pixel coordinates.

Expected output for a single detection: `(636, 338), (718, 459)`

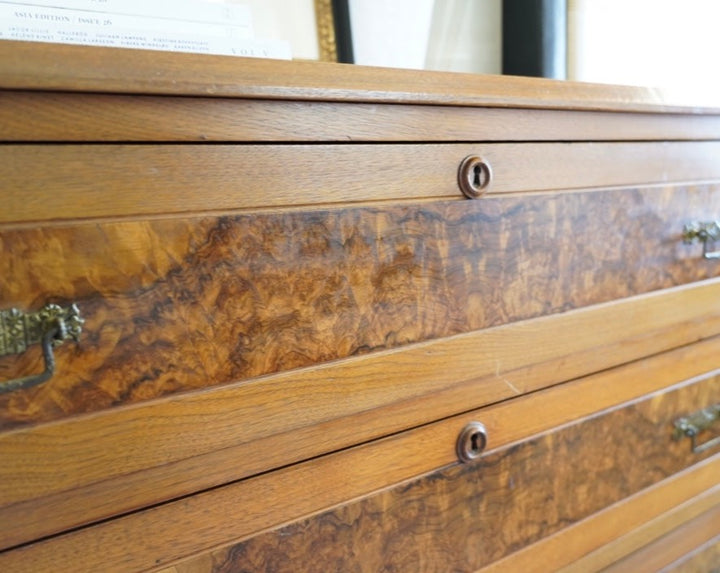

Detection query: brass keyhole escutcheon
(458, 155), (493, 199)
(456, 421), (489, 463)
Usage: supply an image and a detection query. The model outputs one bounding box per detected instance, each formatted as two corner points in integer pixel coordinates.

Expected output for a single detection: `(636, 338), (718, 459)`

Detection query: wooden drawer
(4, 182), (720, 431)
(3, 40), (720, 573)
(177, 369), (720, 573)
(2, 338), (719, 571)
(4, 171), (720, 549)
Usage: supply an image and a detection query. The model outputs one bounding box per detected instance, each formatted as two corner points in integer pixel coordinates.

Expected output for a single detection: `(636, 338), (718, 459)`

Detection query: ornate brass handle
(0, 303), (83, 394)
(683, 221), (720, 259)
(673, 404), (720, 454)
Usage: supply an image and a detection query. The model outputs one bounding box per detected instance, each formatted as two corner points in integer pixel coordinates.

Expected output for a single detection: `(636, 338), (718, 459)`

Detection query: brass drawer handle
(0, 303), (83, 394)
(673, 403), (720, 454)
(683, 221), (720, 259)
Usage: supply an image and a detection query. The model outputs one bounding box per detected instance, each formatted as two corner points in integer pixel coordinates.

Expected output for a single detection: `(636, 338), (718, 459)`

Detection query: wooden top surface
(1, 40), (720, 114)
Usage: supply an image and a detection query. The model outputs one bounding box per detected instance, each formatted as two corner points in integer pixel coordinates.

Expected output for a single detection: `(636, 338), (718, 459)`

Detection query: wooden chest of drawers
(1, 41), (719, 572)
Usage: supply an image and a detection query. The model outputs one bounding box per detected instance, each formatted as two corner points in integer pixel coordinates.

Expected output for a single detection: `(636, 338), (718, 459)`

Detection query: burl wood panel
(173, 376), (720, 573)
(1, 185), (719, 429)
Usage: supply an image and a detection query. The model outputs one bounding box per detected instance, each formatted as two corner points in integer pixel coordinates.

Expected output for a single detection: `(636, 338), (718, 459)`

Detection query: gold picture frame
(314, 0), (338, 62)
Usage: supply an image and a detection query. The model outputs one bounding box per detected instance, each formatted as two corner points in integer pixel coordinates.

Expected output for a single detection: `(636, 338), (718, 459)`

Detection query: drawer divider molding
(6, 142), (720, 224)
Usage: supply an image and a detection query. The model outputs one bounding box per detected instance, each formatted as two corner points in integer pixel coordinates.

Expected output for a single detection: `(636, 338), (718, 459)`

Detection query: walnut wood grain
(1, 40), (720, 114)
(2, 331), (719, 554)
(2, 186), (720, 430)
(5, 143), (720, 224)
(2, 374), (718, 572)
(5, 92), (720, 143)
(602, 505), (720, 573)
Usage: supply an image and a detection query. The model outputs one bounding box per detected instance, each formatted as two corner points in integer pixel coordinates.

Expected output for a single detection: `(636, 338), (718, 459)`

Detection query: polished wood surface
(559, 488), (720, 573)
(665, 535), (720, 573)
(2, 246), (720, 534)
(481, 459), (720, 573)
(163, 378), (720, 573)
(2, 40), (720, 113)
(3, 332), (719, 551)
(5, 143), (720, 224)
(3, 186), (720, 429)
(5, 92), (720, 143)
(3, 372), (716, 572)
(3, 277), (720, 548)
(3, 41), (720, 572)
(602, 504), (720, 572)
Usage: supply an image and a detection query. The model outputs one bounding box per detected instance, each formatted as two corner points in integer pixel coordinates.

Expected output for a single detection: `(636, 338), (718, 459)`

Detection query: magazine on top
(0, 0), (292, 58)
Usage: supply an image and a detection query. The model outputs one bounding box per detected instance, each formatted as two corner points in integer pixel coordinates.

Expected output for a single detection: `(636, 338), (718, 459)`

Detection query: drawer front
(2, 183), (720, 431)
(4, 141), (720, 549)
(5, 142), (720, 223)
(2, 344), (719, 572)
(169, 373), (720, 573)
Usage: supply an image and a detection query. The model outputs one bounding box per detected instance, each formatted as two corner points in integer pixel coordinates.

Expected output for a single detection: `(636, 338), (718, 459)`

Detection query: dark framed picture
(330, 0), (354, 63)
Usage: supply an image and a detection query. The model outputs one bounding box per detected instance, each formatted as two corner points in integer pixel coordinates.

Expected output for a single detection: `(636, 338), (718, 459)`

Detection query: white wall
(569, 0), (720, 91)
(349, 0), (502, 74)
(212, 0), (319, 59)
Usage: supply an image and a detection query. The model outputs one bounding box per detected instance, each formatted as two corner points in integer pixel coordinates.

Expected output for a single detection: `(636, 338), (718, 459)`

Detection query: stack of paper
(0, 0), (292, 58)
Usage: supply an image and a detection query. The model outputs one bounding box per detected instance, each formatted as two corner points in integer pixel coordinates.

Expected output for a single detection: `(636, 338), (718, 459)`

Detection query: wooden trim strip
(476, 457), (720, 573)
(5, 142), (720, 224)
(559, 488), (720, 572)
(601, 504), (720, 573)
(1, 41), (720, 114)
(663, 534), (720, 573)
(1, 355), (719, 571)
(5, 92), (720, 143)
(2, 280), (720, 550)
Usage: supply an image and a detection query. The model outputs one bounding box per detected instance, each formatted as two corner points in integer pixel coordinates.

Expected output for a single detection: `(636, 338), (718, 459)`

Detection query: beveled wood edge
(6, 181), (720, 232)
(1, 361), (718, 571)
(601, 503), (720, 573)
(560, 486), (720, 572)
(1, 40), (720, 114)
(663, 533), (720, 573)
(5, 142), (720, 225)
(476, 456), (720, 573)
(3, 280), (720, 549)
(5, 92), (720, 143)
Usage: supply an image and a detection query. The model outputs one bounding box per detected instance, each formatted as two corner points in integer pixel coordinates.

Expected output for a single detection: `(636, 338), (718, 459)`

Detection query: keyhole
(471, 431), (484, 453)
(456, 421), (488, 463)
(458, 156), (492, 199)
(473, 164), (484, 188)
